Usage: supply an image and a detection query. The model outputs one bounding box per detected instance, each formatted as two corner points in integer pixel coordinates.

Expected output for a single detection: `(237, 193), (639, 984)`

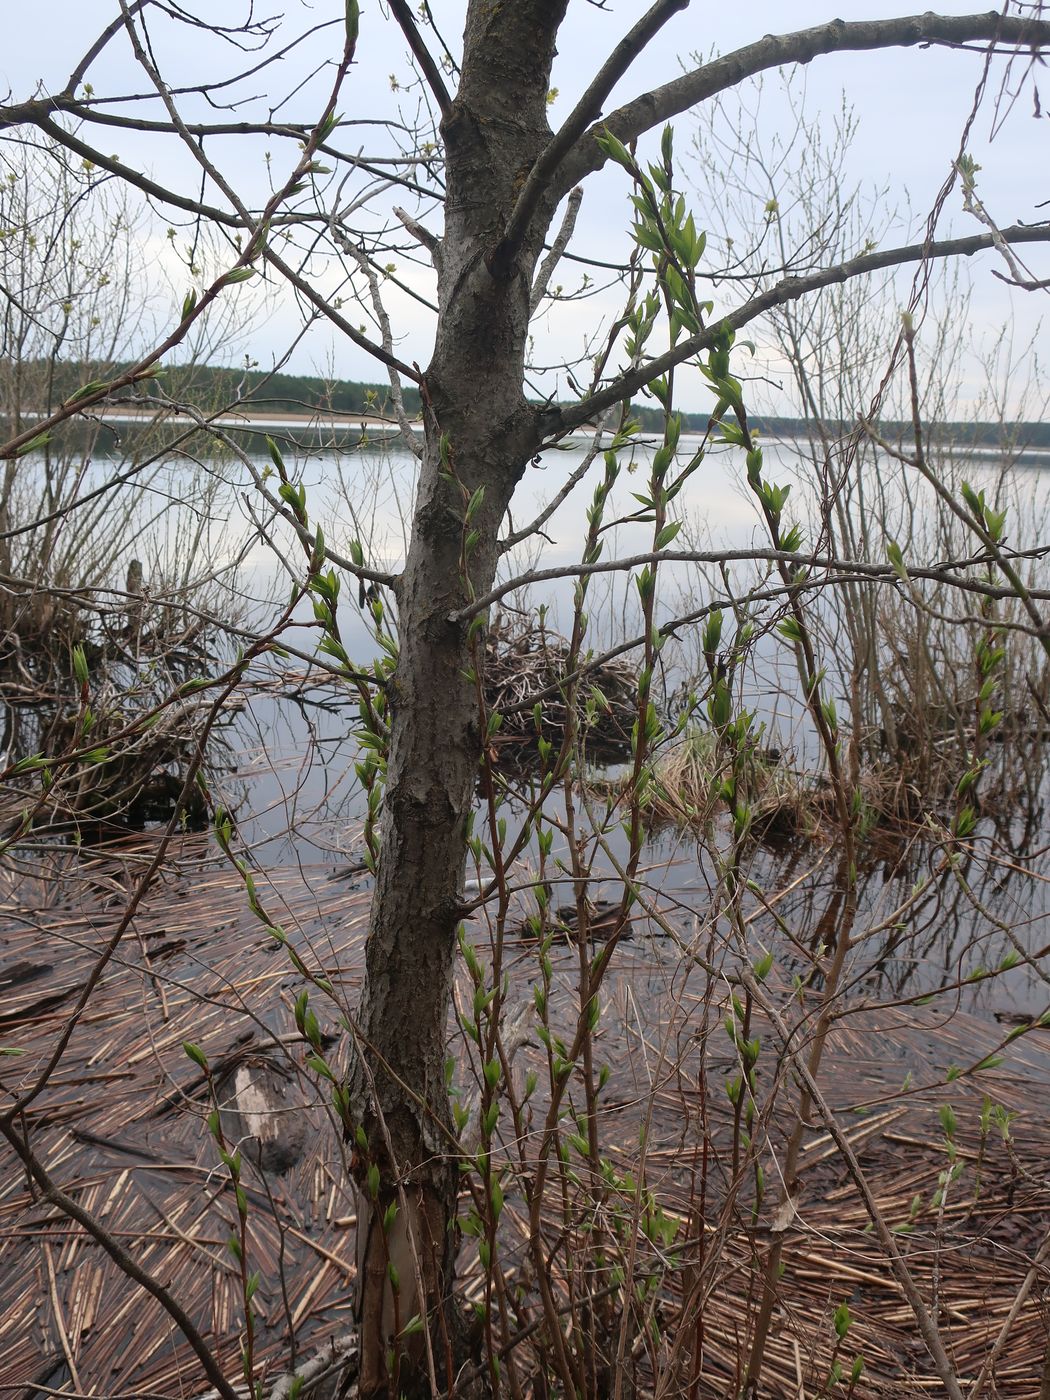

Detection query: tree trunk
(346, 6), (566, 1394)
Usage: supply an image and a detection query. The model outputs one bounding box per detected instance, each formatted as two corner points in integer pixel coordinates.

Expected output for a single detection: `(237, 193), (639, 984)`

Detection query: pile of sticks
(483, 614), (638, 766)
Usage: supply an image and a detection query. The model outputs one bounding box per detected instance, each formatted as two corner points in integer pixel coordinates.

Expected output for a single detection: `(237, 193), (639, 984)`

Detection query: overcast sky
(2, 2), (1047, 416)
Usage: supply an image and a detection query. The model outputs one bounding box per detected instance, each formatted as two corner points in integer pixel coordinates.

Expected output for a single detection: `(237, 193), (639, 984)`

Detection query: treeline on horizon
(8, 360), (1050, 449)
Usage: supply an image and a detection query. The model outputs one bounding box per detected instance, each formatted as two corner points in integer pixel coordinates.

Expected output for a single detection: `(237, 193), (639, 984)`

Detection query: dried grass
(3, 849), (1050, 1396)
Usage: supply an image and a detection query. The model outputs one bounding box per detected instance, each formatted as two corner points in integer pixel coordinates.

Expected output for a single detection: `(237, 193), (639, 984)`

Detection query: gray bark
(345, 5), (567, 1394)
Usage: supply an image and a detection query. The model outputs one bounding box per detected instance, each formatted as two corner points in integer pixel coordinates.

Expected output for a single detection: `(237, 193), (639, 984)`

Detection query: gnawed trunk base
(352, 1164), (497, 1398)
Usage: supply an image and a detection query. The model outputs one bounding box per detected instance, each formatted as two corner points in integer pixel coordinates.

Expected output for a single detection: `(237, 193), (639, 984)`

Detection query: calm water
(217, 430), (1050, 837)
(15, 431), (1050, 1021)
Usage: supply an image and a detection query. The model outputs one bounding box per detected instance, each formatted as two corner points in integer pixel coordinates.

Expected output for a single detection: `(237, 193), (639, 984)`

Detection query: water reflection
(8, 433), (1050, 1032)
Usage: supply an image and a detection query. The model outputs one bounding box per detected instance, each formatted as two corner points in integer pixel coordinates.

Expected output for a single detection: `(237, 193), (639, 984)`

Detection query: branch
(42, 108), (417, 141)
(0, 1119), (240, 1400)
(970, 1225), (1050, 1399)
(455, 543), (1050, 622)
(111, 1), (421, 384)
(386, 0), (454, 118)
(0, 106), (437, 215)
(66, 1), (148, 92)
(393, 204), (444, 276)
(337, 238), (424, 457)
(159, 401), (399, 589)
(0, 652), (266, 1122)
(489, 0), (688, 277)
(530, 186), (584, 316)
(24, 111), (247, 229)
(961, 172), (1050, 289)
(501, 405), (607, 550)
(63, 12), (344, 116)
(261, 241), (422, 381)
(743, 972), (965, 1400)
(0, 262), (242, 460)
(553, 11), (1050, 198)
(540, 223), (1050, 440)
(268, 1332), (357, 1400)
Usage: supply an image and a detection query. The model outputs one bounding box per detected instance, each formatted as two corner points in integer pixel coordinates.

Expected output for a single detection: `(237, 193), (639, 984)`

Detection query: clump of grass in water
(628, 726), (928, 846)
(625, 727), (812, 840)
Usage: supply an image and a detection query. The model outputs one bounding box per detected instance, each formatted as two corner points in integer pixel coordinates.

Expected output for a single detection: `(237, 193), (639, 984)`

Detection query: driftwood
(216, 1054), (314, 1176)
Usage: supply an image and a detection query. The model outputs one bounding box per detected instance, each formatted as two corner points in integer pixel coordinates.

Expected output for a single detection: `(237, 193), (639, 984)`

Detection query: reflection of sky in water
(213, 431), (1050, 666)
(216, 432), (1050, 822)
(218, 435), (804, 857)
(190, 435), (1050, 1026)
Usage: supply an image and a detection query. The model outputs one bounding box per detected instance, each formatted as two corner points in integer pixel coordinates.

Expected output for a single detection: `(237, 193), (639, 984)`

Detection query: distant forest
(10, 361), (1050, 448)
(168, 363), (1050, 447)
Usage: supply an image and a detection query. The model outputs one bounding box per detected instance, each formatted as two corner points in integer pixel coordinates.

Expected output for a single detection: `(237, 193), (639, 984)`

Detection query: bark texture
(346, 5), (567, 1394)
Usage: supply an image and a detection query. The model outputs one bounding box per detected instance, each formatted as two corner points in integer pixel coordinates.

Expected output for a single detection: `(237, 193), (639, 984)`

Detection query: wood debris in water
(483, 614), (638, 765)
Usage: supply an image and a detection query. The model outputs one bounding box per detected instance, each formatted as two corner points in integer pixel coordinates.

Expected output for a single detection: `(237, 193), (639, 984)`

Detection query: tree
(2, 6), (1050, 1398)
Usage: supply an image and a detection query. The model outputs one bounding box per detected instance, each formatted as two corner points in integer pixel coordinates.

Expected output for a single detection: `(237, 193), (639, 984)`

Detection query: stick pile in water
(483, 614), (638, 766)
